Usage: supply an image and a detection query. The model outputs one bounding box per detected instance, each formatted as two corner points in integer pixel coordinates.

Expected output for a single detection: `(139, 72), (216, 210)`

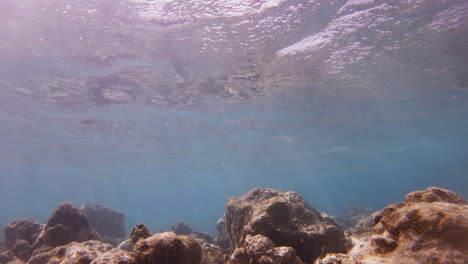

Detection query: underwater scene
(1, 0), (468, 263)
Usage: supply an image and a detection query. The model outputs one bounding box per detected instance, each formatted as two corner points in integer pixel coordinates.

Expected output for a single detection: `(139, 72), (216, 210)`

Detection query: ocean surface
(1, 0), (467, 236)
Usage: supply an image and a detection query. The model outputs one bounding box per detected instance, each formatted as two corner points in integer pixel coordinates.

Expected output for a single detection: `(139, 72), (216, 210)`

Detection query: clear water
(1, 0), (467, 236)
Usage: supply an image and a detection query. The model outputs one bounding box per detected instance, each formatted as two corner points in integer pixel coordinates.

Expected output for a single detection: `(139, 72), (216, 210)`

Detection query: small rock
(117, 240), (133, 252)
(134, 232), (202, 264)
(130, 224), (151, 245)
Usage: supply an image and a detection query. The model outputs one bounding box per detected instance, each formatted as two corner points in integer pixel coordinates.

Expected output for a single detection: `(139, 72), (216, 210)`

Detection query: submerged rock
(117, 240), (133, 252)
(4, 219), (43, 250)
(3, 219), (43, 261)
(226, 188), (346, 263)
(336, 205), (374, 231)
(170, 222), (214, 245)
(33, 202), (100, 250)
(227, 234), (302, 264)
(213, 217), (230, 250)
(46, 241), (113, 264)
(81, 203), (126, 244)
(91, 248), (135, 264)
(27, 240), (114, 264)
(196, 240), (226, 264)
(134, 232), (202, 264)
(171, 222), (193, 236)
(0, 250), (25, 264)
(315, 187), (468, 264)
(130, 224), (151, 245)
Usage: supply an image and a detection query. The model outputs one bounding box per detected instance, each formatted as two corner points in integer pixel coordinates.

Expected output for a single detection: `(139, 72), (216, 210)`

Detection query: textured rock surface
(336, 205), (374, 231)
(81, 203), (126, 243)
(226, 188), (345, 263)
(0, 250), (25, 264)
(3, 219), (43, 261)
(130, 224), (151, 245)
(90, 248), (135, 264)
(134, 232), (202, 264)
(227, 234), (303, 264)
(3, 219), (43, 250)
(46, 241), (113, 264)
(196, 240), (226, 264)
(315, 187), (468, 264)
(27, 241), (117, 264)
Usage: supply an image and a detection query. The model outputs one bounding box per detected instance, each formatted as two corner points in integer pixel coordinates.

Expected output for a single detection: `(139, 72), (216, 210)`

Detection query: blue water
(1, 85), (467, 235)
(1, 0), (468, 240)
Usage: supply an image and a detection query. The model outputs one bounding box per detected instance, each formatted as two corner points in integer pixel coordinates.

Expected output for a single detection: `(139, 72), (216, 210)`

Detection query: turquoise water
(1, 0), (468, 238)
(1, 86), (467, 234)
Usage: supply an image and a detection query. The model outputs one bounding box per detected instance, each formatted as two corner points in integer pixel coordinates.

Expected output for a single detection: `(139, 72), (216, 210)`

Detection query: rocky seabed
(1, 187), (467, 264)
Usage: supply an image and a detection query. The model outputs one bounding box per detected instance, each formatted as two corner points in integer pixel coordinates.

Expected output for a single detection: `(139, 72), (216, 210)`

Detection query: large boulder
(226, 188), (346, 263)
(315, 187), (468, 264)
(81, 203), (126, 244)
(33, 202), (100, 250)
(134, 232), (202, 264)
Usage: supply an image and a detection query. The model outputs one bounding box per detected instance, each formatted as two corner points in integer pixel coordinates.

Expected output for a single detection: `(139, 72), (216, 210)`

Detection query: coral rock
(134, 232), (202, 264)
(226, 188), (345, 263)
(405, 187), (467, 204)
(0, 250), (25, 264)
(171, 223), (193, 236)
(3, 218), (43, 261)
(196, 240), (226, 264)
(130, 224), (151, 245)
(315, 187), (468, 264)
(81, 203), (126, 242)
(46, 241), (113, 264)
(33, 202), (100, 250)
(227, 234), (303, 264)
(90, 249), (134, 264)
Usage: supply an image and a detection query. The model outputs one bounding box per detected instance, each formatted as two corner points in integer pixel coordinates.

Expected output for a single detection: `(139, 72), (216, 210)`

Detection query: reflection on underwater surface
(0, 0), (468, 263)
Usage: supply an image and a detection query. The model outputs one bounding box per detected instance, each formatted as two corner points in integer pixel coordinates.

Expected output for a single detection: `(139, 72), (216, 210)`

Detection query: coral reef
(2, 187), (467, 264)
(226, 188), (346, 263)
(134, 232), (202, 264)
(315, 187), (468, 264)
